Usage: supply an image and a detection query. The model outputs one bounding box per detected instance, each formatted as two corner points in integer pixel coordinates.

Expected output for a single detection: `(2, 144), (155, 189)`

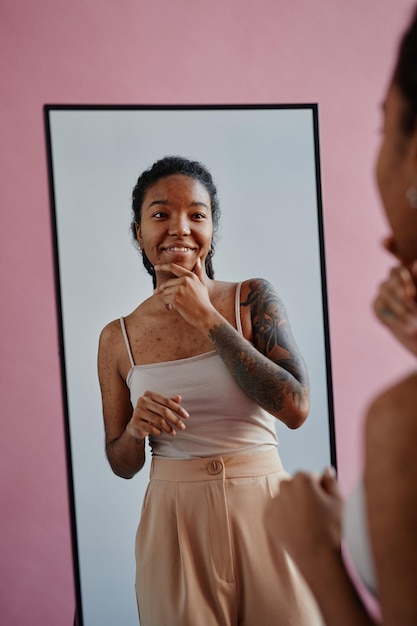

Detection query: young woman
(274, 8), (417, 626)
(98, 156), (323, 625)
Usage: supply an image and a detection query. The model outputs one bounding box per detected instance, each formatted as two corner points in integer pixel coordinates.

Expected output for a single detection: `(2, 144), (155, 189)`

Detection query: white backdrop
(46, 105), (334, 626)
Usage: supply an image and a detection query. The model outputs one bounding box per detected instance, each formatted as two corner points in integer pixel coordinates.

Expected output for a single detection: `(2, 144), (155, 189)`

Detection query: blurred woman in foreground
(275, 7), (417, 626)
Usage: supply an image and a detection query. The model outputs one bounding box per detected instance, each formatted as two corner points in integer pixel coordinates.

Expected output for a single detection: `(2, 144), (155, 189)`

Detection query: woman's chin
(162, 252), (197, 268)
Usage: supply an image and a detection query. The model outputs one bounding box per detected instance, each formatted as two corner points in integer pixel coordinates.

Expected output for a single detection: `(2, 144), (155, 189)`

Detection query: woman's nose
(168, 216), (191, 236)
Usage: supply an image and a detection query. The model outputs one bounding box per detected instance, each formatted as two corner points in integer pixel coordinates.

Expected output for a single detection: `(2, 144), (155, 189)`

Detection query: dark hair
(131, 156), (220, 287)
(393, 6), (417, 134)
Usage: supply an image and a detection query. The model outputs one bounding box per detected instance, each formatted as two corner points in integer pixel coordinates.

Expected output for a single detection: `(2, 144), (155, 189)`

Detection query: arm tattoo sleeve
(243, 279), (304, 380)
(207, 279), (308, 415)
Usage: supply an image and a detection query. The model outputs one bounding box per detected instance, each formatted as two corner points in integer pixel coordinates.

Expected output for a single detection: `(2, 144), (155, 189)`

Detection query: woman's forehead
(144, 174), (211, 203)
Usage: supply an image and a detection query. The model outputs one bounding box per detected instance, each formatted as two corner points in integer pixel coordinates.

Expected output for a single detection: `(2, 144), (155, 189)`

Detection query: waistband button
(207, 460), (223, 475)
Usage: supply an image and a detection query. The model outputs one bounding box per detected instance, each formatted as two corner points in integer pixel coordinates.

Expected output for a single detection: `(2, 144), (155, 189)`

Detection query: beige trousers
(135, 449), (323, 626)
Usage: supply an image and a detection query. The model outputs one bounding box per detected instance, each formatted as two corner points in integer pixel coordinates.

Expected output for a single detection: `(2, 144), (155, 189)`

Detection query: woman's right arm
(98, 322), (146, 479)
(98, 322), (189, 479)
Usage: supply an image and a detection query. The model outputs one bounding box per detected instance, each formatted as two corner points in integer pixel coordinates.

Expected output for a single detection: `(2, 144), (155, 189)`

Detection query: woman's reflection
(97, 156), (323, 625)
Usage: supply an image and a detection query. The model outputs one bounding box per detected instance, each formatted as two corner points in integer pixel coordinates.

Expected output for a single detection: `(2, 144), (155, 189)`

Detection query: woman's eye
(152, 212), (167, 218)
(193, 212), (206, 220)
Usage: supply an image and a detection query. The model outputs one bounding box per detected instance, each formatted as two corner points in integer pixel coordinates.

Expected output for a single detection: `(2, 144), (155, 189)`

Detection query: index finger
(192, 256), (205, 282)
(162, 394), (190, 419)
(143, 390), (189, 418)
(398, 265), (417, 300)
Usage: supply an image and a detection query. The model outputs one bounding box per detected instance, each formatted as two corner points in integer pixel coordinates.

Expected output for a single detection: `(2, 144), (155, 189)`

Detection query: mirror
(45, 104), (336, 626)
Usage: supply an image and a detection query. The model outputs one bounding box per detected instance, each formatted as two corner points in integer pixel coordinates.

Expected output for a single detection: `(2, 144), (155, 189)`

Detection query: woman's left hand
(373, 262), (417, 356)
(275, 468), (343, 569)
(154, 257), (216, 328)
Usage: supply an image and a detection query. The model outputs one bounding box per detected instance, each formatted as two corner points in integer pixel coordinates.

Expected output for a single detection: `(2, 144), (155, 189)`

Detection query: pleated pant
(135, 449), (323, 626)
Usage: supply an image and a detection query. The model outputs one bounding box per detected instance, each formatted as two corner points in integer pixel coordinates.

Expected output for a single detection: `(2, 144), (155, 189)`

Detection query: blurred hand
(373, 255), (417, 357)
(275, 468), (343, 568)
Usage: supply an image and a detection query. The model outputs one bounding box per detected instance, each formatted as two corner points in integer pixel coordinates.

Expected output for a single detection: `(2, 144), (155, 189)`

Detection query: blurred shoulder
(365, 371), (417, 457)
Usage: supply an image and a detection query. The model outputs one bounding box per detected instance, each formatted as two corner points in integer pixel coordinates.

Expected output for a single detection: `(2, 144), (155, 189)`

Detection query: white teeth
(165, 247), (193, 252)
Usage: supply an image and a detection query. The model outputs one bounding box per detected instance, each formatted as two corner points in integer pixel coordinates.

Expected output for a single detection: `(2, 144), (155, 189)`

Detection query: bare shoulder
(365, 371), (417, 455)
(100, 318), (121, 338)
(240, 278), (283, 307)
(210, 278), (273, 303)
(209, 279), (239, 315)
(97, 317), (132, 377)
(99, 318), (124, 351)
(240, 277), (274, 293)
(240, 278), (290, 323)
(364, 371), (417, 509)
(364, 372), (417, 624)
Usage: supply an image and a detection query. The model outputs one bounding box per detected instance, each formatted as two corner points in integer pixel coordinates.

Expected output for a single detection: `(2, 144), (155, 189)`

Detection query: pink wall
(1, 0), (416, 622)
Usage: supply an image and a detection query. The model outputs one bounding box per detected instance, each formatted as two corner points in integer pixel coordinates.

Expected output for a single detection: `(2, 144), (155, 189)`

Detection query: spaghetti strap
(235, 282), (243, 336)
(119, 317), (135, 368)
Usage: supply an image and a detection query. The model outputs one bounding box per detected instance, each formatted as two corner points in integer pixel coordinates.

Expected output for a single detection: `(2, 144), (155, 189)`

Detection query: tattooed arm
(209, 279), (309, 428)
(154, 263), (309, 428)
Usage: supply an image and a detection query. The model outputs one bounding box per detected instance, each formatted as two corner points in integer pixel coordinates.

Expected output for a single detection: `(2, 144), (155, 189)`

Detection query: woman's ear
(135, 222), (143, 249)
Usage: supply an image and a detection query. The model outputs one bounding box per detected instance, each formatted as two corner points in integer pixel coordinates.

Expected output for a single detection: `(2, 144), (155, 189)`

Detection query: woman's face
(137, 174), (213, 272)
(375, 82), (417, 262)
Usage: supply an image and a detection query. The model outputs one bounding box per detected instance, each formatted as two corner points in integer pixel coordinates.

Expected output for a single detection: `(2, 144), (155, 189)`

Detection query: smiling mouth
(162, 246), (196, 253)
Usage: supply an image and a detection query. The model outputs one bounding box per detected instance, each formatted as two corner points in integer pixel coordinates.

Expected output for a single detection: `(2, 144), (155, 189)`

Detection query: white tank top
(343, 479), (378, 595)
(120, 282), (279, 459)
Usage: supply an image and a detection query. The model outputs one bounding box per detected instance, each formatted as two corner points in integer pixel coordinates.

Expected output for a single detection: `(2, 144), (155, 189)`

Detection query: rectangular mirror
(45, 104), (336, 626)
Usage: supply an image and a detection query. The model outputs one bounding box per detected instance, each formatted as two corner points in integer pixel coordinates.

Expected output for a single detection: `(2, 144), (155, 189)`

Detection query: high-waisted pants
(135, 449), (323, 626)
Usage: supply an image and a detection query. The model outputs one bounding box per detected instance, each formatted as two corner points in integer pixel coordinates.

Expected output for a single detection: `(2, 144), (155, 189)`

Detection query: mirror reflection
(45, 105), (335, 626)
